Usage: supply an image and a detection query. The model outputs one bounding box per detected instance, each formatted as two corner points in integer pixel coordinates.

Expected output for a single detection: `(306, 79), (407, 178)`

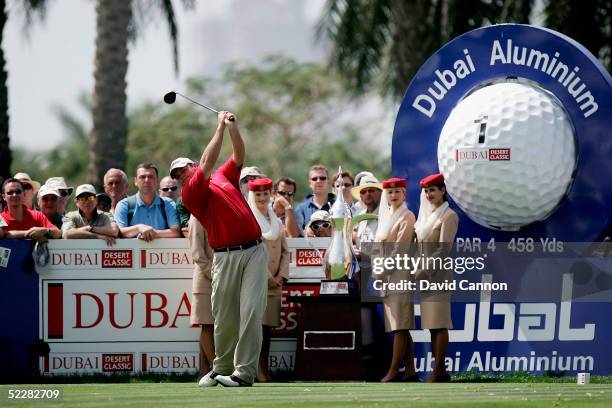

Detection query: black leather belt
(214, 238), (262, 253)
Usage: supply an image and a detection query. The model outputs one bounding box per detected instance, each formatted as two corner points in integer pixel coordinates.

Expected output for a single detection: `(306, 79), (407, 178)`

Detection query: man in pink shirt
(1, 178), (61, 241)
(172, 111), (267, 388)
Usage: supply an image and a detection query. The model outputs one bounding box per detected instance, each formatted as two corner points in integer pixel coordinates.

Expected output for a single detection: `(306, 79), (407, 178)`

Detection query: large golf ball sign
(438, 81), (576, 231)
(393, 24), (611, 241)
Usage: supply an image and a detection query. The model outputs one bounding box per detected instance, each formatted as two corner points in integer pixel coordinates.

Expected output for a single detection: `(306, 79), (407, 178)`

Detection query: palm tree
(0, 0), (48, 182)
(88, 0), (193, 190)
(544, 0), (611, 71)
(317, 0), (535, 100)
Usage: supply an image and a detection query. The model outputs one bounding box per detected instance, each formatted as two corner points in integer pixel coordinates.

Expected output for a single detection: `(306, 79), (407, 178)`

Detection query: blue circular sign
(393, 24), (612, 242)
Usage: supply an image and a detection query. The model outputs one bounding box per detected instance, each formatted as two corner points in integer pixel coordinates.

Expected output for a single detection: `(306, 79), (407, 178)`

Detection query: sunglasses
(161, 186), (178, 192)
(77, 195), (96, 202)
(276, 191), (295, 197)
(5, 189), (22, 196)
(335, 182), (353, 189)
(42, 195), (58, 202)
(242, 175), (260, 183)
(311, 221), (331, 231)
(23, 184), (33, 191)
(59, 190), (71, 197)
(311, 176), (327, 182)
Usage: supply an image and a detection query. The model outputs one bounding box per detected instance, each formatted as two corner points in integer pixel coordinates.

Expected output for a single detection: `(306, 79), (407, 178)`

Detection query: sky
(5, 0), (338, 152)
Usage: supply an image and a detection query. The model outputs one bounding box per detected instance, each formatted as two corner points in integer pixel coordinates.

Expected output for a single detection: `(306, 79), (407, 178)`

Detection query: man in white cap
(351, 174), (382, 249)
(37, 185), (63, 229)
(62, 184), (119, 246)
(169, 157), (216, 380)
(170, 158), (197, 230)
(238, 166), (263, 198)
(13, 172), (40, 210)
(173, 111), (267, 388)
(44, 177), (74, 215)
(353, 171), (374, 213)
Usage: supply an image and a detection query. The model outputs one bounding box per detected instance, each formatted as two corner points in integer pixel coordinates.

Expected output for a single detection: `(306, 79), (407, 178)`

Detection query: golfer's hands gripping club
(218, 111), (236, 127)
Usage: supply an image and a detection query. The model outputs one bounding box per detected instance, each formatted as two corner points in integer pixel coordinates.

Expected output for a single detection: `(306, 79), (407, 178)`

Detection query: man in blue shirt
(115, 163), (181, 241)
(295, 164), (336, 230)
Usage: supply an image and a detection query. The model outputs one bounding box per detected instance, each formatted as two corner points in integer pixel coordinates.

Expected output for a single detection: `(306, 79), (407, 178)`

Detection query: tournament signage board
(393, 24), (612, 242)
(31, 238), (612, 376)
(35, 238), (327, 374)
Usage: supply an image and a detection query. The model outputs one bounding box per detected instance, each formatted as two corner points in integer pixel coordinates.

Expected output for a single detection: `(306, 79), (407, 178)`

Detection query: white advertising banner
(37, 238), (328, 374)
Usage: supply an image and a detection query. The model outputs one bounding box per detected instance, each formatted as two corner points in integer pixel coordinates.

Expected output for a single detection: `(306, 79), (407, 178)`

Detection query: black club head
(163, 91), (177, 104)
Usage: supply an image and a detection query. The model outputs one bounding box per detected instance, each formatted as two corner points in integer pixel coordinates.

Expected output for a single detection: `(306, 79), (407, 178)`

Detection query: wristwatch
(284, 204), (292, 211)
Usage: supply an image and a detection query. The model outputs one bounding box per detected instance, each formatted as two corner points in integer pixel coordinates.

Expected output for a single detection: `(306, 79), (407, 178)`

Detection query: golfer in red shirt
(173, 111), (267, 387)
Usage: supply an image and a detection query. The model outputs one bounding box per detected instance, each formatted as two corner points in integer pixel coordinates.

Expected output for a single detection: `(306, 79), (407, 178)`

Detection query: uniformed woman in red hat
(414, 173), (459, 382)
(375, 177), (419, 382)
(247, 178), (290, 382)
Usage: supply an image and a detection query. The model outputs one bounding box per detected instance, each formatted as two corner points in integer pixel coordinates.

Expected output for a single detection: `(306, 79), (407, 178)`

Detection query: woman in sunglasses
(305, 210), (332, 238)
(247, 178), (290, 382)
(374, 177), (418, 382)
(414, 173), (458, 383)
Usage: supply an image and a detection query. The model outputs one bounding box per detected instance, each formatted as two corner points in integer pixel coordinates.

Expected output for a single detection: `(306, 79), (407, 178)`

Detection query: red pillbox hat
(381, 177), (407, 189)
(248, 178), (273, 191)
(419, 173), (445, 188)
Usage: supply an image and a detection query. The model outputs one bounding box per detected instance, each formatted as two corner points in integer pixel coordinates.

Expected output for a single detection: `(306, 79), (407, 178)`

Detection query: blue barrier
(0, 240), (39, 376)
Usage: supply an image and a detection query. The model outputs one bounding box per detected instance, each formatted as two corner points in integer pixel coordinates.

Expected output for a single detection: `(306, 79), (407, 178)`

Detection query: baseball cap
(239, 166), (263, 182)
(170, 157), (195, 179)
(75, 184), (97, 197)
(37, 185), (60, 198)
(307, 210), (331, 228)
(45, 177), (74, 195)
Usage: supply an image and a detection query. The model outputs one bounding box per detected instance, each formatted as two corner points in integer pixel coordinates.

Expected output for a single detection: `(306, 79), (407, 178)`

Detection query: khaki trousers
(211, 243), (268, 383)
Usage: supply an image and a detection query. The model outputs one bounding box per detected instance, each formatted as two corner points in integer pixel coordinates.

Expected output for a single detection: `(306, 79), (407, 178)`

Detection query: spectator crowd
(0, 164), (384, 245)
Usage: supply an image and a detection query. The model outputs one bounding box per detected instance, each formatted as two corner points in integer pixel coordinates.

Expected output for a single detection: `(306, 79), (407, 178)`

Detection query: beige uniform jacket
(188, 215), (214, 294)
(263, 222), (290, 297)
(379, 209), (416, 296)
(415, 207), (459, 283)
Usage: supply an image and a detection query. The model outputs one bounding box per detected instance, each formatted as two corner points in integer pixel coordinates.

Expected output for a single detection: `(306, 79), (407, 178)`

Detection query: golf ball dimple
(437, 81), (576, 231)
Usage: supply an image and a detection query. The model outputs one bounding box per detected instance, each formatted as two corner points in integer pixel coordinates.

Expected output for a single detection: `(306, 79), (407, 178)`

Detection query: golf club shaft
(175, 92), (218, 114)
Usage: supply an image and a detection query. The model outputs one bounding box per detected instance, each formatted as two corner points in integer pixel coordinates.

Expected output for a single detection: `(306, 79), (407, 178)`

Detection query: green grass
(1, 382), (611, 408)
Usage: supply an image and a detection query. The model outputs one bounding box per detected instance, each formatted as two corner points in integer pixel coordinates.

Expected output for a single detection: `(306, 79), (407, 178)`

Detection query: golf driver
(163, 91), (234, 121)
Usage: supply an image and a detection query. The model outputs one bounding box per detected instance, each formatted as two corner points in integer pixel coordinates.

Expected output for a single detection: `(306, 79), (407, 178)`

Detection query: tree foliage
(0, 0), (48, 183)
(318, 0), (612, 100)
(20, 56), (391, 202)
(88, 0), (194, 191)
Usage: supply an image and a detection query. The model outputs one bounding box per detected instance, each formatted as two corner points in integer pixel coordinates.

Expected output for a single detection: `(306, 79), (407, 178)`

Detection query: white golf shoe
(198, 371), (220, 387)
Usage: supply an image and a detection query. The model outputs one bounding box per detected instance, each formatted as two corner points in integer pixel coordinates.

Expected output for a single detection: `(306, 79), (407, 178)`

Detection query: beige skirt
(382, 293), (414, 332)
(190, 292), (214, 325)
(262, 295), (280, 327)
(419, 291), (452, 329)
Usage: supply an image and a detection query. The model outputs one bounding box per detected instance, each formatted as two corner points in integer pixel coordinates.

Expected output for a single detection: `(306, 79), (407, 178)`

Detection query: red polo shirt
(1, 205), (57, 231)
(182, 156), (261, 249)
